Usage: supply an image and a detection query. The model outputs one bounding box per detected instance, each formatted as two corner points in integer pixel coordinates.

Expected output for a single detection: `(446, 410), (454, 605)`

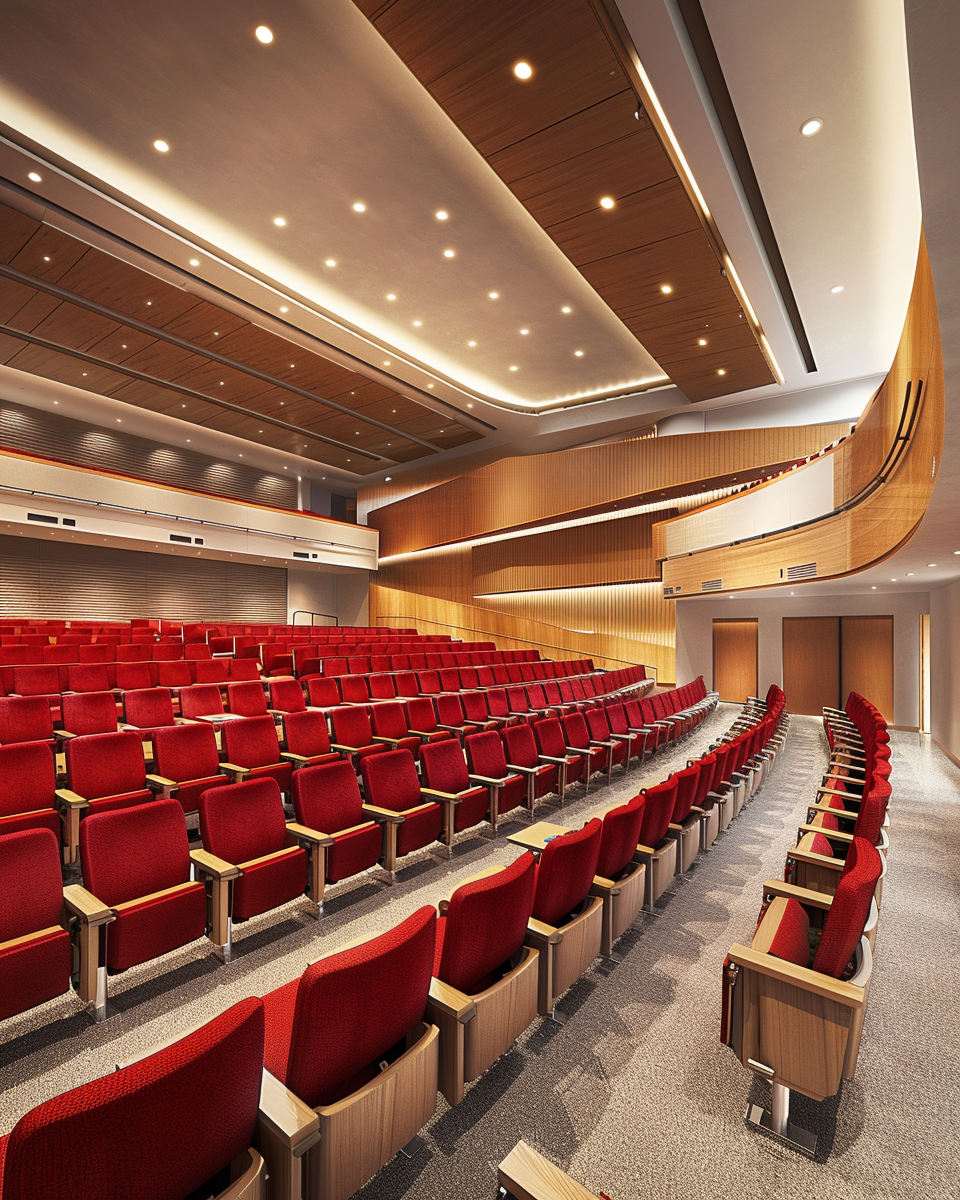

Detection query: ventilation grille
(786, 562), (818, 581)
(27, 512), (58, 524)
(169, 534), (192, 544)
(701, 579), (723, 592)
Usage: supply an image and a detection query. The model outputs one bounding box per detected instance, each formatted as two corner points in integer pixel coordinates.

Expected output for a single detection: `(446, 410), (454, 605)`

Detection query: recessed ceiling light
(153, 139), (169, 153)
(238, 454), (243, 457)
(116, 419), (121, 423)
(43, 256), (50, 262)
(830, 284), (844, 294)
(801, 118), (823, 137)
(561, 306), (571, 314)
(514, 61), (533, 80)
(468, 340), (477, 347)
(255, 25), (273, 44)
(279, 305), (289, 313)
(599, 197), (615, 209)
(907, 573), (914, 576)
(189, 258), (200, 267)
(891, 578), (897, 582)
(435, 210), (448, 220)
(718, 368), (726, 375)
(520, 328), (529, 335)
(574, 350), (584, 357)
(325, 258), (336, 267)
(384, 360), (391, 366)
(928, 563), (937, 567)
(121, 344), (126, 348)
(385, 476), (392, 481)
(872, 585), (876, 589)
(698, 338), (707, 346)
(353, 202), (366, 213)
(273, 216), (286, 226)
(489, 292), (499, 299)
(28, 171), (41, 182)
(427, 384), (434, 388)
(386, 293), (396, 300)
(82, 372), (87, 377)
(467, 403), (473, 408)
(443, 249), (455, 258)
(146, 300), (152, 305)
(660, 285), (672, 294)
(509, 365), (518, 371)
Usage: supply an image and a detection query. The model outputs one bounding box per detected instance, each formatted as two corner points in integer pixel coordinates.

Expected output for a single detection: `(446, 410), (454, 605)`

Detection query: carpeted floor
(1, 707), (954, 1200)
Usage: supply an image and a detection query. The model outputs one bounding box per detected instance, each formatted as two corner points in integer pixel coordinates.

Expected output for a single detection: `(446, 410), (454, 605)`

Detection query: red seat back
(153, 722), (222, 782)
(60, 692), (117, 737)
(531, 819), (602, 927)
(80, 798), (190, 907)
(596, 794), (646, 879)
(199, 777), (288, 863)
(292, 760), (365, 832)
(812, 837), (883, 976)
(331, 706), (374, 746)
(65, 732), (146, 799)
(122, 687), (175, 729)
(359, 748), (421, 812)
(222, 715), (281, 769)
(0, 827), (63, 941)
(0, 696), (54, 744)
(638, 777), (678, 847)
(227, 681), (268, 717)
(180, 684), (225, 719)
(419, 737), (470, 792)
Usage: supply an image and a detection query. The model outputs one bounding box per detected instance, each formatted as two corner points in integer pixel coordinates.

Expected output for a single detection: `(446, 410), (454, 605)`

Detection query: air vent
(193, 538), (204, 545)
(701, 579), (723, 592)
(169, 534), (192, 544)
(786, 562), (818, 581)
(27, 512), (58, 524)
(63, 518), (76, 527)
(292, 551), (310, 559)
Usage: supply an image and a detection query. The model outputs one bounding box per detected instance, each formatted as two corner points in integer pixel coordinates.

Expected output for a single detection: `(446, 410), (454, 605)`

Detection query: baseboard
(933, 737), (960, 771)
(890, 724), (920, 733)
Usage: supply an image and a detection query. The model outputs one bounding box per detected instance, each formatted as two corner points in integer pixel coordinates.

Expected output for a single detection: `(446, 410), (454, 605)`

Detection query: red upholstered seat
(596, 793), (646, 880)
(434, 852), (536, 994)
(281, 710), (339, 768)
(152, 723), (230, 817)
(114, 662), (154, 691)
(419, 737), (489, 833)
(79, 799), (206, 972)
(360, 749), (443, 859)
(369, 701), (421, 757)
(65, 664), (112, 696)
(179, 683), (227, 722)
(0, 828), (72, 1021)
(531, 819), (603, 927)
(465, 730), (527, 817)
(461, 690), (499, 731)
(0, 997), (265, 1200)
(157, 661), (192, 691)
(199, 778), (307, 922)
(306, 676), (342, 710)
(64, 731), (152, 815)
(228, 658), (262, 681)
(338, 674), (370, 704)
(10, 666), (62, 722)
(121, 687), (178, 744)
(269, 678), (307, 714)
(561, 712), (608, 777)
(0, 696), (55, 748)
(533, 717), (585, 788)
(0, 741), (60, 839)
(638, 778), (679, 848)
(60, 691), (119, 737)
(670, 763), (701, 825)
(501, 722), (558, 802)
(262, 905), (436, 1107)
(194, 659), (230, 684)
(222, 715), (292, 794)
(292, 760), (382, 884)
(226, 680), (268, 718)
(405, 696), (453, 744)
(331, 706), (386, 768)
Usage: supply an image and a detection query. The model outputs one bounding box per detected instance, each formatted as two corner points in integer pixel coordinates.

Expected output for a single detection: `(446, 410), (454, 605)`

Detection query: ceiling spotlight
(660, 284), (673, 294)
(189, 258), (200, 267)
(519, 328), (529, 335)
(800, 118), (823, 137)
(513, 61), (533, 80)
(353, 202), (366, 212)
(468, 340), (477, 347)
(385, 476), (392, 481)
(443, 249), (455, 258)
(467, 402), (473, 407)
(509, 365), (518, 371)
(413, 320), (422, 327)
(273, 216), (286, 226)
(698, 338), (707, 346)
(907, 573), (915, 576)
(599, 197), (615, 209)
(325, 258), (336, 267)
(718, 369), (727, 375)
(830, 284), (844, 294)
(561, 306), (571, 314)
(574, 350), (584, 357)
(435, 210), (448, 220)
(928, 563), (937, 567)
(279, 305), (289, 313)
(872, 585), (876, 590)
(489, 292), (499, 299)
(384, 360), (391, 366)
(28, 171), (41, 182)
(153, 139), (169, 153)
(255, 25), (274, 44)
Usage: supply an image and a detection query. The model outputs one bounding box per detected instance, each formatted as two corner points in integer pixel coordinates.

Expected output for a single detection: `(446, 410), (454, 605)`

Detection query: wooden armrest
(798, 822), (854, 843)
(538, 754), (570, 765)
(401, 800), (442, 818)
(332, 821), (378, 837)
(816, 786), (861, 801)
(54, 729), (77, 742)
(525, 918), (561, 944)
(55, 788), (88, 810)
(633, 842), (655, 857)
(63, 884), (114, 926)
(407, 728), (436, 739)
(437, 723), (465, 732)
(371, 735), (403, 746)
(761, 878), (835, 910)
(145, 773), (179, 793)
(498, 1140), (603, 1200)
(469, 773), (511, 786)
(786, 842), (846, 870)
(727, 942), (865, 1006)
(427, 977), (477, 1023)
(330, 743), (360, 754)
(565, 746), (594, 757)
(508, 763), (544, 775)
(361, 804), (406, 823)
(174, 717), (199, 725)
(279, 751), (312, 766)
(190, 848), (242, 880)
(589, 874), (619, 897)
(285, 822), (335, 847)
(220, 762), (252, 780)
(258, 1069), (321, 1157)
(419, 787), (467, 802)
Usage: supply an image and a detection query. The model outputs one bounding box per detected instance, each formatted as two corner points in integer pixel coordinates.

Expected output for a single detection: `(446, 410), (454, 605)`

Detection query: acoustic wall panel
(0, 534), (286, 622)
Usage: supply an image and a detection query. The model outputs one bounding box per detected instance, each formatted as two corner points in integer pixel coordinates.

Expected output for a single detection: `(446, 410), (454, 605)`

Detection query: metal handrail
(374, 614), (654, 675)
(292, 610), (339, 626)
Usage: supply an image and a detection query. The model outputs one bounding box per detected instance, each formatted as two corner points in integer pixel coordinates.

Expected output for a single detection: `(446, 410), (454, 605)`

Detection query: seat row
(721, 689), (890, 1155)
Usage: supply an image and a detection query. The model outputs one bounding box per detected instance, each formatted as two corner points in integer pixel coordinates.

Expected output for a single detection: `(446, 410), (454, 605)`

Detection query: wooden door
(713, 619), (758, 703)
(840, 616), (894, 721)
(782, 617), (841, 716)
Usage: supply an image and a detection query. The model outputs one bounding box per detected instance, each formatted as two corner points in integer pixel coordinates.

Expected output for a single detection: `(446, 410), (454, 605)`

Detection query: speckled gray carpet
(1, 709), (954, 1199)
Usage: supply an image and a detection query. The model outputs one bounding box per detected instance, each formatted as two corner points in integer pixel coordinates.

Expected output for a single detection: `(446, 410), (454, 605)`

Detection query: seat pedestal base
(745, 1088), (817, 1159)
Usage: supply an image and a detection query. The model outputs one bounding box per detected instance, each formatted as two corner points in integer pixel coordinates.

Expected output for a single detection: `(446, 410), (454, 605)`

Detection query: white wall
(286, 568), (370, 626)
(929, 578), (960, 759)
(674, 588), (930, 727)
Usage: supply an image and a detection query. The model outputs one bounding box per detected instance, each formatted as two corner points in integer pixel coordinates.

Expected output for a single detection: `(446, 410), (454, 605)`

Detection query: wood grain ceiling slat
(4, 290), (61, 333)
(0, 330), (29, 361)
(323, 379), (397, 406)
(0, 276), (37, 324)
(165, 361), (280, 404)
(160, 301), (249, 348)
(578, 229), (734, 314)
(10, 226), (88, 285)
(5, 344), (129, 393)
(57, 247), (202, 327)
(83, 326), (158, 364)
(118, 339), (206, 379)
(28, 301), (121, 352)
(105, 379), (226, 422)
(0, 204), (40, 263)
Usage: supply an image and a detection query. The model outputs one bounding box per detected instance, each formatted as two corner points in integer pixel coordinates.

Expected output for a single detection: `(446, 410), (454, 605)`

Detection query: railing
(375, 614), (656, 679)
(292, 610), (339, 626)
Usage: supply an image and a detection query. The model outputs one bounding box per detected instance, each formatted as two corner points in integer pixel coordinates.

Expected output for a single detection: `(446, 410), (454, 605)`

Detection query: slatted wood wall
(0, 534), (287, 622)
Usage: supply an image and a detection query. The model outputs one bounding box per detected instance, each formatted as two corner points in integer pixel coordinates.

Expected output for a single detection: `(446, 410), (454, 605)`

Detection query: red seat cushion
(327, 825), (383, 883)
(766, 898), (812, 967)
(233, 848), (307, 921)
(107, 885), (207, 972)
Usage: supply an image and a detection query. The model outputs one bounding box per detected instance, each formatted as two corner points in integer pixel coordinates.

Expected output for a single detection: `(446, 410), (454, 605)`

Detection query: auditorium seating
(591, 793), (648, 957)
(58, 731), (154, 864)
(150, 722), (231, 822)
(360, 748), (445, 874)
(278, 709), (341, 768)
(220, 715), (293, 796)
(419, 736), (492, 841)
(0, 997), (268, 1198)
(259, 906), (439, 1200)
(427, 853), (539, 1105)
(465, 730), (529, 823)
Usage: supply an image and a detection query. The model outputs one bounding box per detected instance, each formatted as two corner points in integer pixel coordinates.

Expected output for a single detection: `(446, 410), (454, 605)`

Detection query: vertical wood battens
(0, 534), (286, 622)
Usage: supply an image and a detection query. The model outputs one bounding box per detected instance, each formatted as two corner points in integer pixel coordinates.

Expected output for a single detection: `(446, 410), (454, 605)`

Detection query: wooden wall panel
(713, 619), (757, 703)
(0, 534), (287, 623)
(841, 616), (895, 722)
(782, 617), (841, 716)
(369, 423), (849, 556)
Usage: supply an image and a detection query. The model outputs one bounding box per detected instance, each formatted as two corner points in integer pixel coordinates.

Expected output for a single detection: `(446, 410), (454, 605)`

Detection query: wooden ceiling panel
(5, 344), (128, 393)
(119, 340), (206, 379)
(647, 314), (757, 366)
(106, 379), (225, 422)
(57, 247), (201, 327)
(161, 301), (249, 348)
(0, 330), (29, 361)
(166, 361), (278, 405)
(83, 326), (158, 364)
(0, 203), (40, 263)
(547, 178), (699, 268)
(324, 379), (397, 406)
(661, 345), (775, 402)
(4, 290), (61, 333)
(0, 276), (38, 324)
(353, 394), (435, 425)
(10, 226), (89, 284)
(28, 301), (120, 351)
